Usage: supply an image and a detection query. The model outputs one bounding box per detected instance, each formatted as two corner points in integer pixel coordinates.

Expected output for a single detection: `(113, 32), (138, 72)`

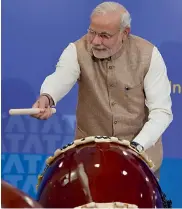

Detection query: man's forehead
(91, 11), (120, 22)
(90, 13), (120, 32)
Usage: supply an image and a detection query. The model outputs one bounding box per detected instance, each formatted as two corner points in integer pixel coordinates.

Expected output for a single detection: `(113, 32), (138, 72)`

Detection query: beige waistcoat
(74, 34), (163, 171)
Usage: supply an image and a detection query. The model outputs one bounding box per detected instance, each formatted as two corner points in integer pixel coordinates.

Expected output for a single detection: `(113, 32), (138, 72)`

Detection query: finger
(39, 97), (49, 109)
(45, 107), (53, 119)
(39, 107), (52, 120)
(45, 106), (53, 119)
(31, 96), (51, 119)
(31, 100), (46, 118)
(47, 107), (53, 118)
(34, 110), (47, 119)
(39, 111), (49, 120)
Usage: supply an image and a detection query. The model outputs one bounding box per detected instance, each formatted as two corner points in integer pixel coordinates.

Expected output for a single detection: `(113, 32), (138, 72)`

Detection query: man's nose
(92, 34), (102, 45)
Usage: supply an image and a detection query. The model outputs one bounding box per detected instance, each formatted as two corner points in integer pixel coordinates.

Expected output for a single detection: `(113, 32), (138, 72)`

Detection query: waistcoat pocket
(124, 82), (145, 114)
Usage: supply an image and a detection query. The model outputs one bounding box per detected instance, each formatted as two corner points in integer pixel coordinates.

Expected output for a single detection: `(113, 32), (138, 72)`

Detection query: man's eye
(100, 34), (110, 39)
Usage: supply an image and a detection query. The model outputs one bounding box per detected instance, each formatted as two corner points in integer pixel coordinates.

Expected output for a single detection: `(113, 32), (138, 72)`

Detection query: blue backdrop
(2, 0), (182, 207)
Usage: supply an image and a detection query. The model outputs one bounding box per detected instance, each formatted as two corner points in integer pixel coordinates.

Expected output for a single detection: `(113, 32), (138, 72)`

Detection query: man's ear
(124, 27), (131, 36)
(122, 27), (130, 41)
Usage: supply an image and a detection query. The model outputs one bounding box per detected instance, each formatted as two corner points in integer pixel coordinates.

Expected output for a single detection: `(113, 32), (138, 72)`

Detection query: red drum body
(36, 136), (166, 208)
(1, 180), (42, 208)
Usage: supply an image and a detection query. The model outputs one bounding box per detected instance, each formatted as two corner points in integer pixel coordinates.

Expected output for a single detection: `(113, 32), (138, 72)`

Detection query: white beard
(92, 48), (112, 59)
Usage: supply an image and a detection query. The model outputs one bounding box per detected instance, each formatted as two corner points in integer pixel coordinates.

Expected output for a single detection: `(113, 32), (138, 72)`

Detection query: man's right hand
(31, 95), (54, 120)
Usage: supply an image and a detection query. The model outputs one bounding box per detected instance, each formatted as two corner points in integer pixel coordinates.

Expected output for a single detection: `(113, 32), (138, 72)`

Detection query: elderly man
(32, 2), (173, 178)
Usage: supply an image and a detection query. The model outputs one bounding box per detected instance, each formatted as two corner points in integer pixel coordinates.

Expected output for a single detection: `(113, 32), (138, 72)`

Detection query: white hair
(91, 1), (131, 30)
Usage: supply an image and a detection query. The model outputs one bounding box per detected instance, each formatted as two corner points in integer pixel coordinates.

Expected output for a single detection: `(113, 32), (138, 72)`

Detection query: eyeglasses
(87, 28), (120, 41)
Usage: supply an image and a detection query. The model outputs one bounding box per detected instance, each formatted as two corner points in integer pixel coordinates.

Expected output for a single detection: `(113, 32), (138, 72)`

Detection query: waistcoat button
(111, 102), (116, 106)
(109, 66), (114, 69)
(125, 86), (130, 90)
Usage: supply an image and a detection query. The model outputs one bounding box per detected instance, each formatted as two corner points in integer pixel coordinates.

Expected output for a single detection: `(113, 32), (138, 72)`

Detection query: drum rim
(74, 201), (138, 208)
(36, 136), (154, 190)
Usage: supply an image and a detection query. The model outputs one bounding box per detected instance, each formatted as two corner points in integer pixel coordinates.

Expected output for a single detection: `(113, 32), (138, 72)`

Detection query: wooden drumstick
(9, 108), (56, 115)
